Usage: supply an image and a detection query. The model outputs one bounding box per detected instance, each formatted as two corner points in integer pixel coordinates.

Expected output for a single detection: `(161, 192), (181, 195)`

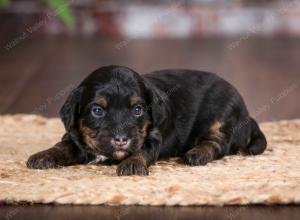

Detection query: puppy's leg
(184, 140), (226, 166)
(116, 152), (149, 176)
(117, 129), (162, 176)
(27, 138), (83, 169)
(184, 121), (230, 166)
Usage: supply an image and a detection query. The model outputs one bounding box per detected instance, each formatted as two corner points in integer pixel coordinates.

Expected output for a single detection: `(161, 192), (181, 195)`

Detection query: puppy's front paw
(117, 157), (149, 176)
(26, 151), (58, 169)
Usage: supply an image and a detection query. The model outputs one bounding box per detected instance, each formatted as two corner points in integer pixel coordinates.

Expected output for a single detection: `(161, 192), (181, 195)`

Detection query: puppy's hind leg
(183, 121), (230, 166)
(183, 140), (227, 166)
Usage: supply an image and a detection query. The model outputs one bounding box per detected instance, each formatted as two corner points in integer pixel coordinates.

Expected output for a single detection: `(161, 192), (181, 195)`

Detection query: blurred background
(0, 0), (299, 121)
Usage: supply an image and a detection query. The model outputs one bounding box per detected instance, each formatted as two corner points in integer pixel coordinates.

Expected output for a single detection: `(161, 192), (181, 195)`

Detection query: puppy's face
(79, 91), (151, 160)
(61, 66), (154, 161)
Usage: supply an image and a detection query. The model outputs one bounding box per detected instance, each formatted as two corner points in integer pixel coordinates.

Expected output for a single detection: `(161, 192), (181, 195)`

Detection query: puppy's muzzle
(111, 135), (130, 150)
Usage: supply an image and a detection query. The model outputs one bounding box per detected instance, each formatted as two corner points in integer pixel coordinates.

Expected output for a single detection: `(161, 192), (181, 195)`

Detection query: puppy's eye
(91, 106), (105, 117)
(133, 105), (143, 117)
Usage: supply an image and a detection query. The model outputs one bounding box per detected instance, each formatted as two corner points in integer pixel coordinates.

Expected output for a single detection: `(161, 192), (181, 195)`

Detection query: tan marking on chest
(88, 154), (108, 164)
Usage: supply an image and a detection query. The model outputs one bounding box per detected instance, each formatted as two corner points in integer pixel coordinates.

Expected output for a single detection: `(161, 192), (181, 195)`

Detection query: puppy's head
(60, 66), (166, 160)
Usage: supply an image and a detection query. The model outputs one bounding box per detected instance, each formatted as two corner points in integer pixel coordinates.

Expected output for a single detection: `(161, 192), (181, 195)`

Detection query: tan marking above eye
(209, 121), (223, 138)
(130, 96), (142, 106)
(95, 96), (108, 107)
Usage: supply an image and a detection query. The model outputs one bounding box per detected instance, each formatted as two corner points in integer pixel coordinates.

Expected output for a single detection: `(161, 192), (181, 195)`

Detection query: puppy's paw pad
(26, 152), (58, 169)
(184, 149), (212, 166)
(117, 158), (149, 176)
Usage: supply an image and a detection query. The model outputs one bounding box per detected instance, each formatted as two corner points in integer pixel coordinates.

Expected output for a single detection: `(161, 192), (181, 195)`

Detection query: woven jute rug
(0, 115), (299, 206)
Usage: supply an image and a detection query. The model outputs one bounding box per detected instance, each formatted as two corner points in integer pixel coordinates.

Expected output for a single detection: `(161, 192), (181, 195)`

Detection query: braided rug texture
(0, 115), (299, 206)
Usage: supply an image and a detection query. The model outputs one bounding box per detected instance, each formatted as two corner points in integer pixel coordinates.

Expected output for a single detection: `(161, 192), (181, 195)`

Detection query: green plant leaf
(42, 0), (74, 28)
(0, 0), (11, 8)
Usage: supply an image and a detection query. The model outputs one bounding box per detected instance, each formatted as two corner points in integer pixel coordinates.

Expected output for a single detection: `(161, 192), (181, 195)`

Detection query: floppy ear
(59, 86), (83, 132)
(144, 80), (169, 128)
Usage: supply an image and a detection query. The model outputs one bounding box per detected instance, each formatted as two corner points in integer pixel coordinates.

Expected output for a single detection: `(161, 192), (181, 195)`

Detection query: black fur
(27, 65), (267, 175)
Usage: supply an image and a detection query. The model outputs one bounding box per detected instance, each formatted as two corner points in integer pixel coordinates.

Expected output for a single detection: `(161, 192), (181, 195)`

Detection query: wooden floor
(0, 36), (299, 121)
(0, 37), (299, 219)
(0, 205), (299, 220)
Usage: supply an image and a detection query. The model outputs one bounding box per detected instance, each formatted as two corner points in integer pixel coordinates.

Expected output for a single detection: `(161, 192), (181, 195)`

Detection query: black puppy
(27, 65), (267, 176)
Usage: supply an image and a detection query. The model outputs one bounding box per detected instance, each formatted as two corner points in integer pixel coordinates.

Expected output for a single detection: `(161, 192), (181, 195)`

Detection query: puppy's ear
(144, 81), (169, 128)
(59, 86), (83, 132)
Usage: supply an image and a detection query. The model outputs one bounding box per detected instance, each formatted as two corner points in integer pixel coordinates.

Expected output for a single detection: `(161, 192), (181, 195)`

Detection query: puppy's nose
(112, 136), (128, 148)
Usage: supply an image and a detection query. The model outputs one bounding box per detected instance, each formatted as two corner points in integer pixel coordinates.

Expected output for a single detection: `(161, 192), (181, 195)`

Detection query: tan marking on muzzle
(79, 119), (98, 152)
(140, 120), (152, 138)
(136, 120), (152, 147)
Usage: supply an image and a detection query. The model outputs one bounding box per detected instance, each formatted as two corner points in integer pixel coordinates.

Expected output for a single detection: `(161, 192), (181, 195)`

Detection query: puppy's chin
(113, 150), (129, 160)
